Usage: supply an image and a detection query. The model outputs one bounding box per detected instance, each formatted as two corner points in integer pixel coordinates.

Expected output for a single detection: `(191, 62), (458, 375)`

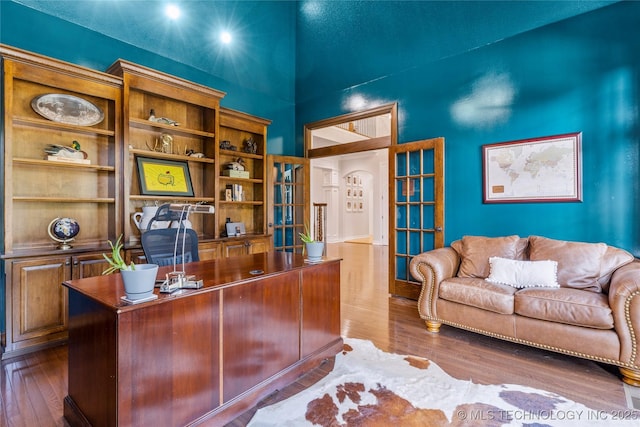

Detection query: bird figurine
(148, 109), (180, 126)
(44, 140), (88, 159)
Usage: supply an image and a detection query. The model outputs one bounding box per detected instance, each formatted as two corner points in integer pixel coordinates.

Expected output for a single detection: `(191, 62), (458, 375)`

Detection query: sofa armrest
(609, 260), (640, 368)
(409, 247), (460, 322)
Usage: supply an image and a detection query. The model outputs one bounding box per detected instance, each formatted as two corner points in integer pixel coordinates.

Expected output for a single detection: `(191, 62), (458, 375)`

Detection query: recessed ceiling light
(220, 31), (232, 45)
(165, 4), (181, 20)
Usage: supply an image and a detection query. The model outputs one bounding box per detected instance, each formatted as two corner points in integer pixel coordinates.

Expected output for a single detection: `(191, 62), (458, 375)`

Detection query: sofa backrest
(450, 235), (634, 293)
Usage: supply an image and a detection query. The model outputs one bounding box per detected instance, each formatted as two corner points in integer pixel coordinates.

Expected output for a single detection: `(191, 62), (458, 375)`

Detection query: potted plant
(299, 225), (324, 261)
(102, 235), (158, 300)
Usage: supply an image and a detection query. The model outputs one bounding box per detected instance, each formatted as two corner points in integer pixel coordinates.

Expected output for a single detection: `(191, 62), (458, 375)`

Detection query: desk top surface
(63, 252), (340, 312)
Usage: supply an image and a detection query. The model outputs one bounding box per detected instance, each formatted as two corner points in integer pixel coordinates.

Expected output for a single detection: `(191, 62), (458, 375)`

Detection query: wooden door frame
(304, 103), (397, 159)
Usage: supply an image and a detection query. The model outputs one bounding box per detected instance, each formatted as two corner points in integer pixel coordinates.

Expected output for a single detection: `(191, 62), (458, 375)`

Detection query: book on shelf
(226, 184), (244, 201)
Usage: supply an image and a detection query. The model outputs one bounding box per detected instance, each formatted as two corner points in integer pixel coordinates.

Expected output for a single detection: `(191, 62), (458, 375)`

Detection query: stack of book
(225, 184), (244, 201)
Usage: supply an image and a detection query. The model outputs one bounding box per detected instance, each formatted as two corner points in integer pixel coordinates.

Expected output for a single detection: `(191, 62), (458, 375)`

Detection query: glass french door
(267, 156), (310, 253)
(389, 137), (444, 299)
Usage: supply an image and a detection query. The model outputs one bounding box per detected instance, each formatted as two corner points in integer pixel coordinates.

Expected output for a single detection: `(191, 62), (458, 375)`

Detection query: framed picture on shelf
(482, 132), (582, 203)
(136, 156), (194, 197)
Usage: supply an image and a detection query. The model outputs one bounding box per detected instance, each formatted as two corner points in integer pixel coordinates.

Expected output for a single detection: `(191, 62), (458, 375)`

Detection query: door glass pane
(422, 177), (434, 201)
(396, 231), (407, 255)
(409, 177), (421, 203)
(422, 232), (435, 250)
(422, 205), (434, 228)
(396, 179), (407, 203)
(396, 256), (407, 280)
(274, 205), (283, 225)
(396, 205), (407, 228)
(274, 228), (283, 247)
(396, 153), (407, 177)
(409, 231), (421, 255)
(285, 226), (294, 246)
(423, 150), (434, 174)
(409, 204), (420, 229)
(409, 150), (420, 175)
(274, 162), (283, 182)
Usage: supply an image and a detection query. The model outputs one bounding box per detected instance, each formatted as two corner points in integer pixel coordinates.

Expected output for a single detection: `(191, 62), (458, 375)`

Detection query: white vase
(120, 264), (158, 300)
(132, 206), (170, 232)
(305, 241), (325, 261)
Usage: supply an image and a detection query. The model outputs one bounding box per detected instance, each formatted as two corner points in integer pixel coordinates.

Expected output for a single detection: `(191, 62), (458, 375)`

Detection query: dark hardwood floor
(1, 243), (632, 426)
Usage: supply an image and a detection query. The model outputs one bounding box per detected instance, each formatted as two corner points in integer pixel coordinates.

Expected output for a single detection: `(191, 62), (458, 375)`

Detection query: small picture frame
(346, 201), (352, 212)
(136, 156), (194, 197)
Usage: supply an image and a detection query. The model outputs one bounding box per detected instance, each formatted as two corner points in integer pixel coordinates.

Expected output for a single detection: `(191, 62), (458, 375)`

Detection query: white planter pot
(305, 241), (325, 261)
(120, 264), (159, 300)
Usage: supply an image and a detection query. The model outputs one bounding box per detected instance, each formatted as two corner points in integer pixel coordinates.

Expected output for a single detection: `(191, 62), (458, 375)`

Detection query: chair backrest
(141, 228), (200, 267)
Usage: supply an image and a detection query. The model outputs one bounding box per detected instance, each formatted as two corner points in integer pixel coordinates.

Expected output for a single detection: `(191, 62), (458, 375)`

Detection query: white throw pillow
(486, 256), (559, 289)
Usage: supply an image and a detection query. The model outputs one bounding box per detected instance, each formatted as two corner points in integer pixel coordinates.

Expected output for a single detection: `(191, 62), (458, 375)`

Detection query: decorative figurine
(146, 133), (173, 154)
(44, 140), (88, 161)
(220, 140), (237, 151)
(225, 158), (245, 171)
(243, 137), (257, 154)
(148, 109), (180, 126)
(185, 149), (205, 158)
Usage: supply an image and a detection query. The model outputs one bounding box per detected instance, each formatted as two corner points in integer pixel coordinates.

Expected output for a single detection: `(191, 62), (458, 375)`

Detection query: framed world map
(482, 132), (582, 203)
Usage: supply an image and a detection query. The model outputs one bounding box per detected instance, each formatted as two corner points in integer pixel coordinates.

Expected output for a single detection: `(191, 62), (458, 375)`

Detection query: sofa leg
(620, 367), (640, 387)
(425, 320), (442, 333)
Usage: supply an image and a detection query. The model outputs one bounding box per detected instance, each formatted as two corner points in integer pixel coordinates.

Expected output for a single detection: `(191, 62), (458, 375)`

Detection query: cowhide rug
(248, 338), (638, 426)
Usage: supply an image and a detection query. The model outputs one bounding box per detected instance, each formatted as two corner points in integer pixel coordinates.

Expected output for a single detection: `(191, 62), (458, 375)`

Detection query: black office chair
(141, 228), (200, 267)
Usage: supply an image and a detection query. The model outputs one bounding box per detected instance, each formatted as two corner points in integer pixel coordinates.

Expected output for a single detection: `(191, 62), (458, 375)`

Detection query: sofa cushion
(486, 257), (559, 289)
(598, 245), (635, 293)
(514, 287), (613, 329)
(439, 277), (517, 315)
(528, 235), (607, 293)
(454, 235), (527, 279)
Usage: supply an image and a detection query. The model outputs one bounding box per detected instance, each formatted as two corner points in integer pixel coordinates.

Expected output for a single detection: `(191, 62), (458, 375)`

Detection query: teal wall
(296, 1), (640, 255)
(0, 1), (297, 154)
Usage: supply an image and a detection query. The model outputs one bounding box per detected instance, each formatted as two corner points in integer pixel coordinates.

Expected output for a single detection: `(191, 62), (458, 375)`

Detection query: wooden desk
(62, 252), (342, 426)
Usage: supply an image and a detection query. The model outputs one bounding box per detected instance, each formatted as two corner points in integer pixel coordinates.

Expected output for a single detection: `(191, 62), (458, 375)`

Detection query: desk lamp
(154, 203), (214, 293)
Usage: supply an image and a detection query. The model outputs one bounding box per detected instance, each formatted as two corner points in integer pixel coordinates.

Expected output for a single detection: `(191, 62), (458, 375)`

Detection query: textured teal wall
(0, 1), (297, 154)
(296, 1), (639, 255)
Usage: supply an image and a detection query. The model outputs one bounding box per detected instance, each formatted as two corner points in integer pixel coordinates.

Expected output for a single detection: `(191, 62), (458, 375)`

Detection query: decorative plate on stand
(31, 93), (104, 126)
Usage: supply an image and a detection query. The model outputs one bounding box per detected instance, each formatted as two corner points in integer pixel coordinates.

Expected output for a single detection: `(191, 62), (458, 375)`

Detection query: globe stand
(47, 217), (79, 250)
(52, 238), (75, 250)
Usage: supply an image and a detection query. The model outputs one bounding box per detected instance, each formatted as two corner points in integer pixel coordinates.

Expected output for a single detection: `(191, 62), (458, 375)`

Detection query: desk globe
(48, 217), (80, 250)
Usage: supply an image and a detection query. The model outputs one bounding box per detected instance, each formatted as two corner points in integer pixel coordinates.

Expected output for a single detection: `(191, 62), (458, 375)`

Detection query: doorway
(304, 103), (445, 300)
(305, 103), (396, 246)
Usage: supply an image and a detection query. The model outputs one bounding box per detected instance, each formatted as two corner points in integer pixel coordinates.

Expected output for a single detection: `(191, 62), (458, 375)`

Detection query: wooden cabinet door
(8, 256), (70, 347)
(73, 253), (111, 279)
(222, 241), (249, 257)
(199, 241), (222, 260)
(247, 236), (271, 254)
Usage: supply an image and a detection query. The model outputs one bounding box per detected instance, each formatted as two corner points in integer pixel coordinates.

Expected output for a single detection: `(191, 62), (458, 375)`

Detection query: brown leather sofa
(409, 235), (640, 386)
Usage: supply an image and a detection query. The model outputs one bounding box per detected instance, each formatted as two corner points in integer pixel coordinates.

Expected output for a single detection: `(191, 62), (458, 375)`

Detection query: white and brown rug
(248, 338), (638, 426)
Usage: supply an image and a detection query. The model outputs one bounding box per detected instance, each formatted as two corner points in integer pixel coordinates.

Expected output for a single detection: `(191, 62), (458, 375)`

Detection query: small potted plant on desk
(299, 225), (324, 262)
(102, 235), (159, 302)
